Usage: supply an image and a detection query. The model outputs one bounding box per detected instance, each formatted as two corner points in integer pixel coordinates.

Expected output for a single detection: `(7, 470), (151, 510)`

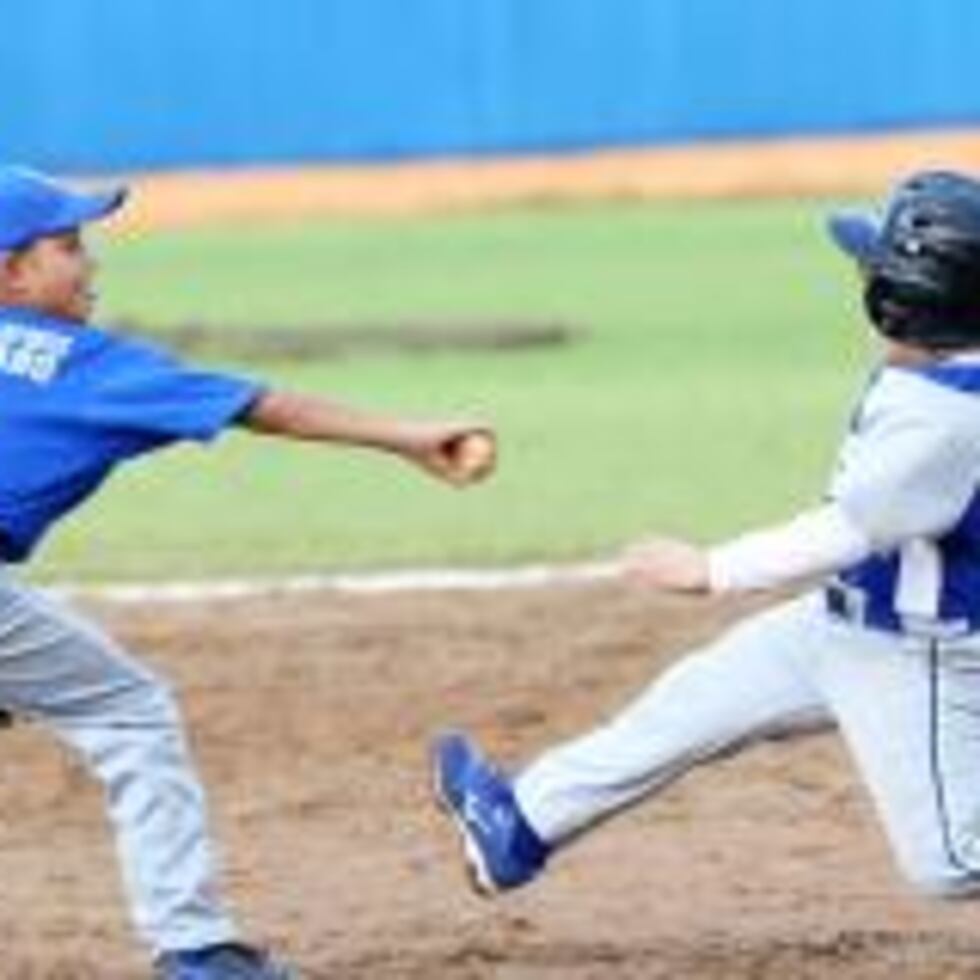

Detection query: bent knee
(68, 662), (184, 737)
(119, 673), (182, 729)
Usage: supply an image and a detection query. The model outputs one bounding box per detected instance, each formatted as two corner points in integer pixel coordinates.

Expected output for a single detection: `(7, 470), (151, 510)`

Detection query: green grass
(33, 198), (873, 581)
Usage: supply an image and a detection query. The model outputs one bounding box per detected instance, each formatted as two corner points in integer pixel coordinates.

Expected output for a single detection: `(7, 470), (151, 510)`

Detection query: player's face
(3, 230), (98, 323)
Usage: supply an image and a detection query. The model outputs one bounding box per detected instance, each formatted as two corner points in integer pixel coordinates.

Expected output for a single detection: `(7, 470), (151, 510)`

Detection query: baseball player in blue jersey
(0, 166), (496, 980)
(433, 170), (980, 907)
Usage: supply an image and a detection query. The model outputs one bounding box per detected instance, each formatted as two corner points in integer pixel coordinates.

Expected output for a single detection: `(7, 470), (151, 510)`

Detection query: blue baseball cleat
(154, 943), (296, 980)
(432, 731), (549, 894)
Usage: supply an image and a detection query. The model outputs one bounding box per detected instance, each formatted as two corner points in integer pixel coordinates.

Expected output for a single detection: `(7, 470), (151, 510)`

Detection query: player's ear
(0, 250), (15, 294)
(0, 247), (31, 300)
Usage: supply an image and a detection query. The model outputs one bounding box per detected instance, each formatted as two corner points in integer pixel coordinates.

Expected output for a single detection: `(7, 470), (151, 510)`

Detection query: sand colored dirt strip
(4, 584), (980, 977)
(107, 128), (980, 233)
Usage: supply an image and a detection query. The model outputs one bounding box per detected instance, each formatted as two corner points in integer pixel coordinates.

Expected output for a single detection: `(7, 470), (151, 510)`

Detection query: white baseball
(456, 432), (496, 481)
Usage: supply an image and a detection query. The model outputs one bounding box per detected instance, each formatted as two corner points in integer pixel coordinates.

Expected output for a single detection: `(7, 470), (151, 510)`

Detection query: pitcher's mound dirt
(3, 584), (980, 978)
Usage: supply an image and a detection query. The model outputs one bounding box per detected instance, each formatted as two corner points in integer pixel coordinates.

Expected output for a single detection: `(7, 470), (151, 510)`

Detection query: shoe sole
(431, 742), (501, 897)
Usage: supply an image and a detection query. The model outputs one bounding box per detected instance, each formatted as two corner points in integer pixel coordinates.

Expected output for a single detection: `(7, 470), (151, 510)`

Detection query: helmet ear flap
(864, 274), (915, 342)
(865, 264), (980, 352)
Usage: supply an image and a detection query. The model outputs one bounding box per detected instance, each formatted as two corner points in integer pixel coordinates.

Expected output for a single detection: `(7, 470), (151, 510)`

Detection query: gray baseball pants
(516, 592), (980, 896)
(0, 566), (238, 952)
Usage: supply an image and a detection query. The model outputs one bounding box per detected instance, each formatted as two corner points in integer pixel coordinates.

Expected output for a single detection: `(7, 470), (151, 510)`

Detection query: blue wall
(4, 0), (980, 173)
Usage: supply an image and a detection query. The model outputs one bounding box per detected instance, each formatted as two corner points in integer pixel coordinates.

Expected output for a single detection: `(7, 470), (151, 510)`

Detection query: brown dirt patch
(109, 128), (980, 234)
(4, 585), (980, 977)
(121, 319), (578, 362)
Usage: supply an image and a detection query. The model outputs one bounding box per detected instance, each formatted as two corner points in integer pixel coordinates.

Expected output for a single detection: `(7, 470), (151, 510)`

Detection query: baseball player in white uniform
(433, 169), (980, 902)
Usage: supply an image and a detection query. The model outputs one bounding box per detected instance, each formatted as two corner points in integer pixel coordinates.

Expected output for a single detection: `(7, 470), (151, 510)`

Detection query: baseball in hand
(452, 431), (496, 483)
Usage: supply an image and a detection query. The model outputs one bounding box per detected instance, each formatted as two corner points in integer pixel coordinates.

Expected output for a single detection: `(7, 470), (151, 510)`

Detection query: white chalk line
(54, 560), (621, 605)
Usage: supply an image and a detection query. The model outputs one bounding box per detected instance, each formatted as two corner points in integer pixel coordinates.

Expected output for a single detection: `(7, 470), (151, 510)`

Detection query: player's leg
(818, 625), (980, 897)
(434, 593), (832, 892)
(515, 594), (830, 841)
(0, 572), (292, 976)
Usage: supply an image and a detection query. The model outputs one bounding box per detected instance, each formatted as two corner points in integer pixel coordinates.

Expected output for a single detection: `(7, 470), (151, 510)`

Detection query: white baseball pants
(0, 567), (238, 952)
(516, 592), (980, 896)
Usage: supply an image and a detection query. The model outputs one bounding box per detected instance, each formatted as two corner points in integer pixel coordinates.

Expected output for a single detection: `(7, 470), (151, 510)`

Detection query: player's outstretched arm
(239, 388), (496, 486)
(621, 503), (873, 596)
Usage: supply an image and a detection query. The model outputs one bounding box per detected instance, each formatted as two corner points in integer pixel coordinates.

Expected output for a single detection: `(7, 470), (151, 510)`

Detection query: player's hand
(620, 535), (710, 593)
(395, 422), (497, 487)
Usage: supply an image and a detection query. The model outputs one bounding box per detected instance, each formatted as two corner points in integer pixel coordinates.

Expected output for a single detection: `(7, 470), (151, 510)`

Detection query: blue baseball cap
(826, 210), (881, 264)
(0, 166), (127, 251)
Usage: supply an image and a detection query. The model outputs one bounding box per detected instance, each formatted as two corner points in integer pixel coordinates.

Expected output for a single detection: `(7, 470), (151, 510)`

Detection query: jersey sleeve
(78, 333), (264, 445)
(708, 502), (872, 592)
(830, 378), (980, 547)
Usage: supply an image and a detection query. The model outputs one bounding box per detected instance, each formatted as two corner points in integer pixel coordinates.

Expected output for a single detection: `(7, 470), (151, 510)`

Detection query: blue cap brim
(43, 186), (128, 238)
(827, 211), (880, 264)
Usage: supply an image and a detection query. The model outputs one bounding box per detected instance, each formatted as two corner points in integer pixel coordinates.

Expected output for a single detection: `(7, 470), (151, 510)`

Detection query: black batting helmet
(828, 169), (980, 350)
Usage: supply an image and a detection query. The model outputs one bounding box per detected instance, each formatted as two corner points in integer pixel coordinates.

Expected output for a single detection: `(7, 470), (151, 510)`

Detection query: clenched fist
(396, 423), (497, 487)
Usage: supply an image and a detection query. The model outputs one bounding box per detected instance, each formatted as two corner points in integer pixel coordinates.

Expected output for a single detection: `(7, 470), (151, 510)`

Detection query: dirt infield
(6, 584), (980, 978)
(112, 128), (980, 232)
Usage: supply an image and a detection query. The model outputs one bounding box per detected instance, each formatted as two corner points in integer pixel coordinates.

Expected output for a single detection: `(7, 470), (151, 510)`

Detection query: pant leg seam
(928, 642), (980, 878)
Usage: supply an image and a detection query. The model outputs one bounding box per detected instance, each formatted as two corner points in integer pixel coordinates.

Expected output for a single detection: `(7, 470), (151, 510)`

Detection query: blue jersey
(0, 307), (263, 562)
(830, 358), (980, 637)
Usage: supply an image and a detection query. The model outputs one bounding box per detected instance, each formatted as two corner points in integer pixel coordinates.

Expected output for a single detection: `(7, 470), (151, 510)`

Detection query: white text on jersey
(0, 322), (73, 385)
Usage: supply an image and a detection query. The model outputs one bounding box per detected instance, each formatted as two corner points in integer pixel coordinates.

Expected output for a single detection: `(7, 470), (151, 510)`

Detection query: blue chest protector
(0, 307), (263, 562)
